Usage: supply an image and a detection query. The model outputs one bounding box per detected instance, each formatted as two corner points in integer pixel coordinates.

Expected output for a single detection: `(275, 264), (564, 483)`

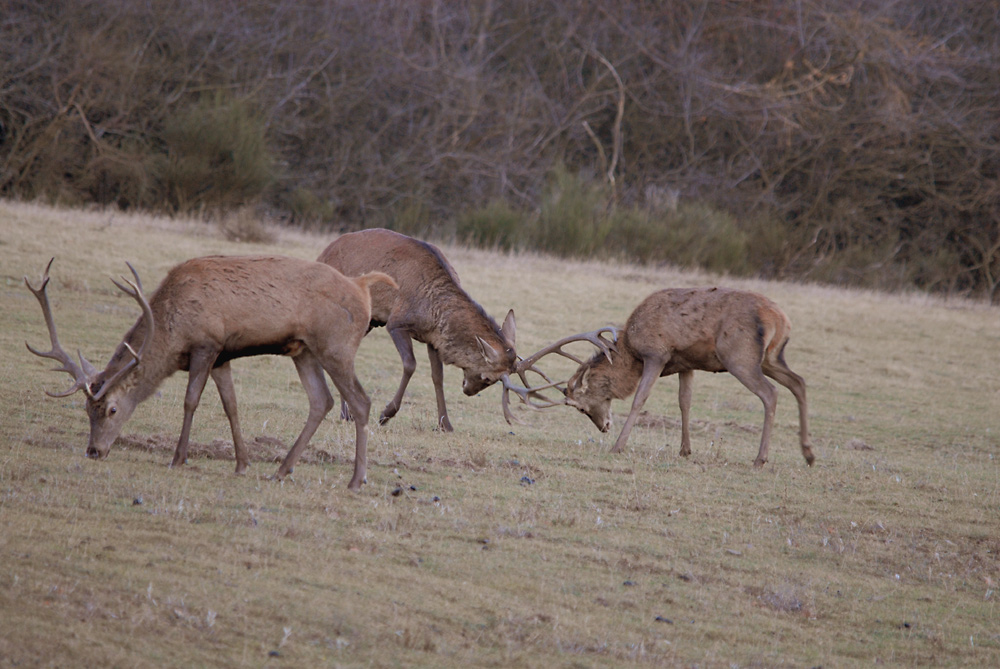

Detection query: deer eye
(108, 406), (117, 416)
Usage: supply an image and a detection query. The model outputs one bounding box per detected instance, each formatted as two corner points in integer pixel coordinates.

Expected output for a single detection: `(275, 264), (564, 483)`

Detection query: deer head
(563, 357), (614, 433)
(25, 258), (155, 458)
(463, 309), (518, 396)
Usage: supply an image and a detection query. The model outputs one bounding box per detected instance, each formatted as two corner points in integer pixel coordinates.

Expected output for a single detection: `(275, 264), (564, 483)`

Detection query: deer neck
(101, 319), (173, 404)
(596, 345), (645, 400)
(431, 287), (503, 369)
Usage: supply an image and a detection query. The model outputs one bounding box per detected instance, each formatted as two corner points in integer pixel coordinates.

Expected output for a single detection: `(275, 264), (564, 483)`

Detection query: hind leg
(726, 363), (778, 467)
(323, 358), (372, 491)
(274, 352), (335, 480)
(211, 362), (251, 474)
(763, 356), (813, 465)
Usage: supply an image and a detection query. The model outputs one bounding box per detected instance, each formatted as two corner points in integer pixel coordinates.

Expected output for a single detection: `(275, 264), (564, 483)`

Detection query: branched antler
(91, 262), (154, 401)
(501, 326), (618, 425)
(24, 258), (97, 397)
(25, 259), (154, 401)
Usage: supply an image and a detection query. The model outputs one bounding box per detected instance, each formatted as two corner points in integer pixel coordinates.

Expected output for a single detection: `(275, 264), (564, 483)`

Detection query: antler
(24, 258), (98, 397)
(91, 262), (154, 401)
(25, 259), (155, 401)
(501, 326), (618, 424)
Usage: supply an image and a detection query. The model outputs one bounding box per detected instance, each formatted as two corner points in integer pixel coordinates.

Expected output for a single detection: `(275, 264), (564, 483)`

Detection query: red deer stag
(317, 228), (517, 431)
(25, 256), (396, 490)
(506, 288), (813, 467)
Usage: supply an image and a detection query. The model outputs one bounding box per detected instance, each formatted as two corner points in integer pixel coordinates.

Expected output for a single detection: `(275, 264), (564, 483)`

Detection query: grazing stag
(25, 256), (396, 489)
(317, 228), (517, 431)
(507, 287), (813, 467)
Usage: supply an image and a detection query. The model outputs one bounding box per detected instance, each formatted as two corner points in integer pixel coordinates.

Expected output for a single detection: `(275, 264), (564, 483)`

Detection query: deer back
(318, 228), (457, 328)
(317, 228), (515, 372)
(624, 287), (790, 374)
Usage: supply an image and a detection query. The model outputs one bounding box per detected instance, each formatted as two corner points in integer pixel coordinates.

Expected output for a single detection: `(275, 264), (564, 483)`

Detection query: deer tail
(354, 271), (398, 295)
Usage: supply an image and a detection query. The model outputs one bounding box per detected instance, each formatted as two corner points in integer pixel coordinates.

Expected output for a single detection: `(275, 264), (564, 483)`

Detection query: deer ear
(477, 336), (501, 364)
(501, 309), (516, 346)
(567, 366), (587, 393)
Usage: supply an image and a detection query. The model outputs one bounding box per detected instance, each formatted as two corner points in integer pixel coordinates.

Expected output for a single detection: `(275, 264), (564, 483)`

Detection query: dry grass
(1, 200), (999, 667)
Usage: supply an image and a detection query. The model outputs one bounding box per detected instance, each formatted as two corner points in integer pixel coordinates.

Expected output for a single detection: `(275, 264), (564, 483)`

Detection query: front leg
(171, 348), (217, 468)
(610, 357), (665, 453)
(379, 326), (417, 425)
(427, 345), (453, 431)
(677, 370), (693, 457)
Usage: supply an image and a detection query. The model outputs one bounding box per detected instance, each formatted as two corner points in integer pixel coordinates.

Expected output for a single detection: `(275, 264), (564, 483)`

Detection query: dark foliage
(1, 0), (998, 299)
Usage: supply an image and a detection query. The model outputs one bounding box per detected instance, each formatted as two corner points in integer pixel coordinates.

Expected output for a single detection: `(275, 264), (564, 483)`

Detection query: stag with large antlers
(318, 228), (517, 431)
(25, 256), (396, 489)
(507, 287), (813, 467)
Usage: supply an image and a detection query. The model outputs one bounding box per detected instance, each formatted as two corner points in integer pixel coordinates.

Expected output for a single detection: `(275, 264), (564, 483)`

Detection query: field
(1, 200), (998, 667)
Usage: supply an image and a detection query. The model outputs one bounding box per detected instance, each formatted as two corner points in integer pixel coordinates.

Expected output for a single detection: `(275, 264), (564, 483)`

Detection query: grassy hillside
(1, 200), (998, 666)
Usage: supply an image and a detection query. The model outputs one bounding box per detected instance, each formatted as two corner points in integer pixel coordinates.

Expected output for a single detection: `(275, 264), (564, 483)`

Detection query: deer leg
(763, 359), (813, 465)
(171, 348), (217, 468)
(427, 345), (453, 432)
(323, 360), (372, 491)
(274, 352), (335, 480)
(611, 358), (665, 454)
(678, 370), (694, 457)
(379, 326), (417, 425)
(727, 364), (778, 467)
(211, 362), (250, 475)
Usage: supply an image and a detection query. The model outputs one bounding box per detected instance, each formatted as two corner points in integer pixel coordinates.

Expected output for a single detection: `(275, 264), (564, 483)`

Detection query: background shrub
(456, 199), (523, 251)
(161, 95), (273, 213)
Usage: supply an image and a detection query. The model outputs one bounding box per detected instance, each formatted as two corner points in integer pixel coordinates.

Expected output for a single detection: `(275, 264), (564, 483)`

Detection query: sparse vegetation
(2, 201), (999, 666)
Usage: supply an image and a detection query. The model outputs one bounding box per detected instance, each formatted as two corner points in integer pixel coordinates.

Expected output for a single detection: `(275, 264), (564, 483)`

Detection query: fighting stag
(25, 256), (396, 489)
(505, 287), (813, 467)
(318, 228), (517, 431)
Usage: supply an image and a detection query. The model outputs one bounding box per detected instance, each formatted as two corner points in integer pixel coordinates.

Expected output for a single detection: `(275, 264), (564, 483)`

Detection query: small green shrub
(531, 165), (612, 257)
(285, 187), (338, 228)
(456, 199), (524, 250)
(386, 200), (435, 239)
(160, 94), (273, 213)
(605, 201), (749, 274)
(662, 202), (750, 274)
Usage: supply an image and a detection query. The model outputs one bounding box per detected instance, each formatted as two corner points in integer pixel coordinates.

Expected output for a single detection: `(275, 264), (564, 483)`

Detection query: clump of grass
(217, 207), (277, 244)
(283, 187), (339, 228)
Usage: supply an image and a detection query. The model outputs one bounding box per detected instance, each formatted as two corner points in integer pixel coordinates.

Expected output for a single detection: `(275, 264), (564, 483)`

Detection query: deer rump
(317, 228), (516, 431)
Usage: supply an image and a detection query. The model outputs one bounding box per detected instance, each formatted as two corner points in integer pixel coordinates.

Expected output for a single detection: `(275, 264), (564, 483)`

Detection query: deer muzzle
(86, 445), (109, 459)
